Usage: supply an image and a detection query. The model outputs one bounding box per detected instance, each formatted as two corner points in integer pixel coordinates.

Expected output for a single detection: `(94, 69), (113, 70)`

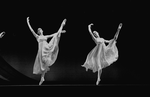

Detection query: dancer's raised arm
(0, 31), (5, 38)
(88, 24), (110, 43)
(27, 17), (38, 38)
(88, 24), (98, 39)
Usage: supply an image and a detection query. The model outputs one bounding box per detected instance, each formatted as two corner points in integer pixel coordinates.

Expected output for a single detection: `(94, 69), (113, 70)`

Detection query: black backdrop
(0, 1), (149, 85)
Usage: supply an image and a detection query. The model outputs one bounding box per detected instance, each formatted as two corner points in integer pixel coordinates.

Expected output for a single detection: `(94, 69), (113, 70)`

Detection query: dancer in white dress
(82, 23), (122, 85)
(27, 17), (66, 85)
(0, 31), (5, 38)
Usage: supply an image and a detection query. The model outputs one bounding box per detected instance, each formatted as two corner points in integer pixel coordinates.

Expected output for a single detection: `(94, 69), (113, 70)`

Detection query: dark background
(0, 1), (149, 85)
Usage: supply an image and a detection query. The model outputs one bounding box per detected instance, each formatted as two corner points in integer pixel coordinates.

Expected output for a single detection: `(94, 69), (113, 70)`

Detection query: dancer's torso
(37, 36), (55, 56)
(37, 36), (48, 55)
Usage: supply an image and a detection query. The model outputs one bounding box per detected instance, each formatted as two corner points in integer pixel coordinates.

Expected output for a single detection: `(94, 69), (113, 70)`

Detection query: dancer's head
(37, 28), (43, 36)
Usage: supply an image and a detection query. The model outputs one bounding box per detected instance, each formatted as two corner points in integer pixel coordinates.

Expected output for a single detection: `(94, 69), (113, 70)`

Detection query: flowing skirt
(33, 50), (43, 74)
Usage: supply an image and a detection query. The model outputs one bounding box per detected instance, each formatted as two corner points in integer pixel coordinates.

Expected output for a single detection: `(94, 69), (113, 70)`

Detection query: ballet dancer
(27, 17), (66, 85)
(82, 23), (122, 85)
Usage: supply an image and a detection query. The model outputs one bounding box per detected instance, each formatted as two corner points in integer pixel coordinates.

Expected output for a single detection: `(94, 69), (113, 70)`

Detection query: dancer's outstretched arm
(0, 31), (5, 38)
(27, 17), (39, 39)
(45, 33), (57, 39)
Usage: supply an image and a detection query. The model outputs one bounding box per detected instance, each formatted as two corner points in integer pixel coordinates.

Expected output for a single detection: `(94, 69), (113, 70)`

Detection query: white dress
(33, 36), (49, 74)
(33, 35), (59, 75)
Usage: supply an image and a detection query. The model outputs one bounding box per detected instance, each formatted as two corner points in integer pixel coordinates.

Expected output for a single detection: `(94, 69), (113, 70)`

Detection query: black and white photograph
(0, 1), (149, 87)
